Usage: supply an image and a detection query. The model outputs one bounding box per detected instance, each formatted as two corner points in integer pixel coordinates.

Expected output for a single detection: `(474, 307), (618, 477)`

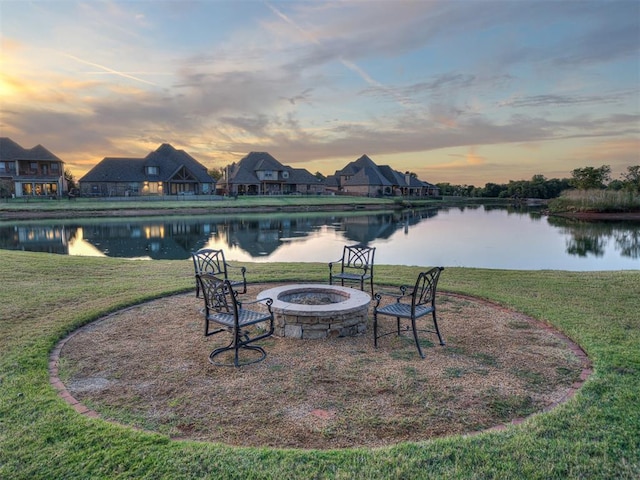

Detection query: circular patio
(54, 283), (590, 449)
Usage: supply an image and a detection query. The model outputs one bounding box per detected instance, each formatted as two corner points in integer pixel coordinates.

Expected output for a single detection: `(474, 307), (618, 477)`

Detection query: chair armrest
(373, 286), (409, 305)
(225, 263), (246, 275)
(329, 257), (344, 275)
(249, 297), (274, 312)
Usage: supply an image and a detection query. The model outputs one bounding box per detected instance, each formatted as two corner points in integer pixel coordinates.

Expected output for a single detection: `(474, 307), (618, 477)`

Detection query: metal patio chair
(328, 244), (376, 296)
(196, 273), (274, 367)
(373, 267), (445, 358)
(191, 248), (247, 297)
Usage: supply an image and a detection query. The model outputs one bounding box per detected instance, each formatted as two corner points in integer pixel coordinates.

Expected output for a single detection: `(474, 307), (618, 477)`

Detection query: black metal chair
(328, 244), (376, 295)
(191, 248), (247, 297)
(373, 267), (445, 358)
(196, 273), (274, 367)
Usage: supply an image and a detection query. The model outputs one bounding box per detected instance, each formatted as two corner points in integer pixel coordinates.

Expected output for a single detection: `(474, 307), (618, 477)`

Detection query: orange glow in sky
(1, 1), (638, 186)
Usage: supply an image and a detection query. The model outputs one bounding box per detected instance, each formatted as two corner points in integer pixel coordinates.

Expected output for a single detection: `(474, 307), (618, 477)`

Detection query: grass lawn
(0, 195), (405, 214)
(0, 250), (638, 479)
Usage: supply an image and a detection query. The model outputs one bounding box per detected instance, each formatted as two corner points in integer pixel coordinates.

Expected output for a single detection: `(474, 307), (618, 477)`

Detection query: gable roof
(227, 152), (285, 184)
(333, 154), (436, 191)
(0, 137), (62, 162)
(335, 154), (378, 177)
(80, 144), (214, 184)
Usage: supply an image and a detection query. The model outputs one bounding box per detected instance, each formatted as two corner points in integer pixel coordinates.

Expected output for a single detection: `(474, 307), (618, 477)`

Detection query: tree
(64, 169), (77, 191)
(314, 171), (326, 181)
(482, 182), (503, 197)
(620, 165), (640, 193)
(569, 165), (611, 190)
(0, 178), (13, 198)
(208, 167), (224, 181)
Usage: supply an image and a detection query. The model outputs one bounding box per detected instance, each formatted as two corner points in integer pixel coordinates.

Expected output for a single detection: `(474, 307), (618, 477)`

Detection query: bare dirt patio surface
(57, 284), (589, 450)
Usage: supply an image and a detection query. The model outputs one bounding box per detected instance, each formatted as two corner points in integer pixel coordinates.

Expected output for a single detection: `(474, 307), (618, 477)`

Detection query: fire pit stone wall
(257, 284), (371, 339)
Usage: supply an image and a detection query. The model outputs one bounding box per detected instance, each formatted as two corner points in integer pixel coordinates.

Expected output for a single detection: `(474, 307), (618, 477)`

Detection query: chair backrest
(342, 244), (375, 273)
(192, 249), (229, 278)
(412, 267), (444, 308)
(196, 273), (238, 317)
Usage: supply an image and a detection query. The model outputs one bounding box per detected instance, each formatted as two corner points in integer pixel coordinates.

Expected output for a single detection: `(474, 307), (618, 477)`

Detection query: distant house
(79, 143), (216, 197)
(219, 152), (325, 196)
(0, 137), (66, 198)
(326, 154), (439, 197)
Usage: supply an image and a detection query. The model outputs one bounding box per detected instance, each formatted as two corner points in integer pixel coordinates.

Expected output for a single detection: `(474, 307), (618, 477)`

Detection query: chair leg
(373, 312), (379, 348)
(432, 311), (445, 346)
(208, 329), (269, 367)
(411, 317), (426, 359)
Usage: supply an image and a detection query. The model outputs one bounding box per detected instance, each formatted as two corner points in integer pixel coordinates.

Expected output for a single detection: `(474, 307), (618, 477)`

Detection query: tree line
(435, 165), (640, 199)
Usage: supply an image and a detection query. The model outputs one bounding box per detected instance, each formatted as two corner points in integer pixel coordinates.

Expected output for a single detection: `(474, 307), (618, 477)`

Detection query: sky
(1, 0), (639, 186)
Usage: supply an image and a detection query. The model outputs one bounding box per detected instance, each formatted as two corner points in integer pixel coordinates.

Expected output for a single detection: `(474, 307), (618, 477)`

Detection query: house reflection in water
(77, 219), (218, 259)
(211, 209), (439, 258)
(0, 224), (75, 255)
(0, 209), (442, 260)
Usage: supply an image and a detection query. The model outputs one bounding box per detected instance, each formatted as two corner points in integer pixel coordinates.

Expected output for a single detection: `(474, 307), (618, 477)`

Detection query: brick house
(325, 154), (439, 197)
(0, 137), (66, 197)
(79, 143), (215, 197)
(218, 152), (325, 196)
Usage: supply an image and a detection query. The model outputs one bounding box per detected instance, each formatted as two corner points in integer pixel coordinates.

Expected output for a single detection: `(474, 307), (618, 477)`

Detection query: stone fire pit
(257, 284), (371, 339)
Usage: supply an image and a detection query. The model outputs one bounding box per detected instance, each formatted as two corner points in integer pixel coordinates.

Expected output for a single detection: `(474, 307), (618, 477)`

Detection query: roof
(335, 154), (436, 190)
(80, 143), (215, 184)
(228, 152), (285, 184)
(79, 158), (147, 182)
(335, 154), (378, 177)
(343, 165), (393, 186)
(0, 137), (62, 162)
(286, 167), (323, 184)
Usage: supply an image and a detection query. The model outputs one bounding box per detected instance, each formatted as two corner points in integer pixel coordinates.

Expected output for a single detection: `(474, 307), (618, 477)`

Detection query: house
(79, 143), (216, 197)
(219, 152), (325, 196)
(0, 137), (66, 198)
(326, 154), (439, 197)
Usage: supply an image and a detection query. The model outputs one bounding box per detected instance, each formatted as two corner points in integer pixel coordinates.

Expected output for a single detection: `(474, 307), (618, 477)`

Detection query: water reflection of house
(0, 225), (73, 254)
(216, 217), (319, 256)
(79, 219), (217, 259)
(212, 211), (439, 257)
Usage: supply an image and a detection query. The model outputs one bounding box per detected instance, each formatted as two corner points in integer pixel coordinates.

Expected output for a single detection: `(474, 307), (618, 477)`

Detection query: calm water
(1, 205), (638, 270)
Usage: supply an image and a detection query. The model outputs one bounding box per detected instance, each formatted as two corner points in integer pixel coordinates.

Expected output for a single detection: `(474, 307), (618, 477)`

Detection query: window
(0, 162), (6, 173)
(51, 163), (59, 172)
(146, 166), (159, 175)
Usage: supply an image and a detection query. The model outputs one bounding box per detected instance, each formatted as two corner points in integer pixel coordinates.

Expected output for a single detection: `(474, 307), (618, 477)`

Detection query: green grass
(1, 251), (639, 479)
(548, 189), (640, 213)
(0, 195), (403, 213)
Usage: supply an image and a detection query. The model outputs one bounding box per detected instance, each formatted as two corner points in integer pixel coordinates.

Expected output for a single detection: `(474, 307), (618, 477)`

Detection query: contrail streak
(61, 53), (158, 86)
(265, 2), (410, 106)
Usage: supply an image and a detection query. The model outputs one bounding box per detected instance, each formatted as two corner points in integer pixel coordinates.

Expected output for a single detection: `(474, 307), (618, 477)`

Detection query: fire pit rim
(257, 283), (371, 314)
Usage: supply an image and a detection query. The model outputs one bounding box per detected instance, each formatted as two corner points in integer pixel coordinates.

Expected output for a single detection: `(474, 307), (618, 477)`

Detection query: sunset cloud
(0, 1), (637, 184)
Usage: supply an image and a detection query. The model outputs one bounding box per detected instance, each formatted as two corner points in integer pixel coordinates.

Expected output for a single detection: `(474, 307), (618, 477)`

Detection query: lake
(1, 205), (638, 270)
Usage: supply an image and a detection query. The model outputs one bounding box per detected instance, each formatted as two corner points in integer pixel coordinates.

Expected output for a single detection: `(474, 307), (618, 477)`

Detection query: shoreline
(546, 211), (640, 222)
(0, 202), (398, 220)
(2, 200), (639, 222)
